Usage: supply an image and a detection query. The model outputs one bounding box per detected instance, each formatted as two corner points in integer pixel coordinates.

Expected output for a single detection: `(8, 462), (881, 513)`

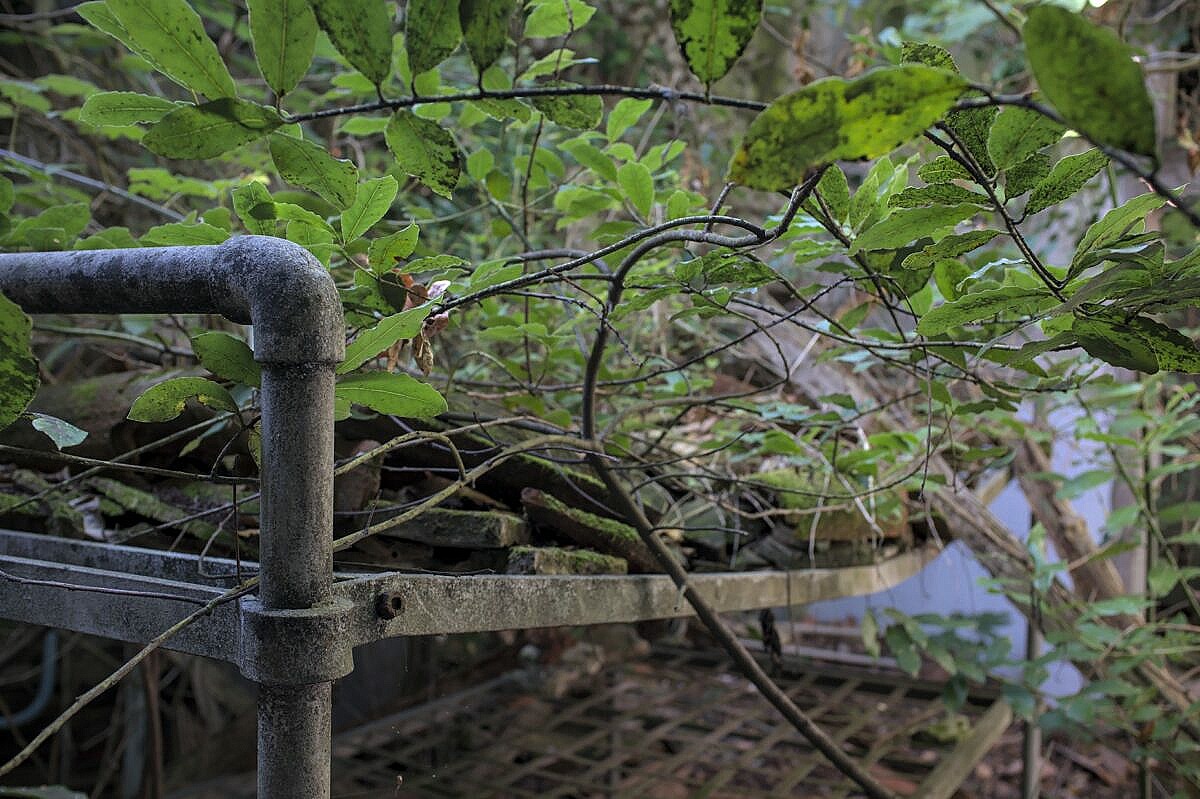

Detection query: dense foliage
(2, 0), (1199, 793)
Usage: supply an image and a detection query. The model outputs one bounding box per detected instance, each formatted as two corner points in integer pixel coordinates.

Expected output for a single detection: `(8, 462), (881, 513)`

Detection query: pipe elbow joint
(216, 236), (345, 367)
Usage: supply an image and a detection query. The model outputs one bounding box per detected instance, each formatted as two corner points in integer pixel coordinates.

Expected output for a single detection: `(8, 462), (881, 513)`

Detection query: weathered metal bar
(0, 552), (238, 659)
(0, 524), (938, 653)
(0, 237), (344, 799)
(0, 529), (254, 588)
(338, 544), (940, 641)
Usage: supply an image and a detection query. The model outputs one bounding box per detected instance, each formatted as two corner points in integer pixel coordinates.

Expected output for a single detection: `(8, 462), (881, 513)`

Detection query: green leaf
(140, 221), (228, 246)
(887, 184), (990, 209)
(368, 224), (420, 273)
(561, 138), (618, 182)
(0, 293), (39, 432)
(287, 219), (335, 266)
(849, 204), (979, 255)
(1024, 148), (1108, 216)
(28, 413), (88, 449)
(127, 376), (238, 422)
(77, 1), (161, 66)
(987, 107), (1063, 172)
(459, 0), (516, 73)
(106, 0), (237, 99)
(233, 181), (276, 235)
(77, 227), (139, 250)
(918, 156), (971, 184)
(900, 41), (955, 71)
(531, 82), (603, 129)
(1004, 152), (1053, 199)
(385, 110), (463, 198)
(677, 249), (776, 288)
(899, 42), (998, 173)
(901, 229), (1000, 271)
(406, 0), (463, 75)
(0, 80), (49, 114)
(668, 0), (763, 87)
(143, 99), (282, 159)
(1056, 468), (1111, 500)
(617, 161), (654, 217)
(339, 305), (433, 374)
(813, 165), (850, 222)
(11, 204), (91, 243)
(917, 286), (1054, 335)
(1072, 192), (1165, 271)
(1147, 561), (1179, 596)
(254, 200), (333, 232)
(79, 91), (179, 127)
(0, 177), (11, 215)
(340, 175), (398, 241)
(1128, 315), (1200, 372)
(728, 65), (967, 191)
(1072, 313), (1159, 372)
(861, 611), (880, 659)
(269, 133), (359, 210)
(191, 331), (261, 387)
(1024, 5), (1157, 158)
(334, 371), (447, 418)
(524, 0), (595, 38)
(309, 0), (394, 85)
(607, 97), (653, 141)
(247, 0), (317, 97)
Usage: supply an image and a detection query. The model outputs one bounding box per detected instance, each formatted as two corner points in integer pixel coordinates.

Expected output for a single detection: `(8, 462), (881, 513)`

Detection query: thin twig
(0, 579), (255, 778)
(0, 149), (185, 221)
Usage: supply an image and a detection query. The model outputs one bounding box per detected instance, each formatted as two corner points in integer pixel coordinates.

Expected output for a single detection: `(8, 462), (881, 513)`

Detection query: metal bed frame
(0, 237), (938, 798)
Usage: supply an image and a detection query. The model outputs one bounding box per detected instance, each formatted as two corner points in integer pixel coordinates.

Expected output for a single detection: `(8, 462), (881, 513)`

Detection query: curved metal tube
(0, 630), (57, 729)
(0, 236), (343, 366)
(0, 236), (345, 799)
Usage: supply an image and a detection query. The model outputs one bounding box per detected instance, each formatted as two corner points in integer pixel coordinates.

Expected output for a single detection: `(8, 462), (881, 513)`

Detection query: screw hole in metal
(375, 592), (403, 619)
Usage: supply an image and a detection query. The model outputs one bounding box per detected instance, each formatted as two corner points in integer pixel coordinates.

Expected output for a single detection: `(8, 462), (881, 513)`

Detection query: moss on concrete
(507, 545), (628, 575)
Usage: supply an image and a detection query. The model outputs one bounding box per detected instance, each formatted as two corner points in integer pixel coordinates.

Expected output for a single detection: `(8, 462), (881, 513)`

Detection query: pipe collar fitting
(238, 595), (355, 685)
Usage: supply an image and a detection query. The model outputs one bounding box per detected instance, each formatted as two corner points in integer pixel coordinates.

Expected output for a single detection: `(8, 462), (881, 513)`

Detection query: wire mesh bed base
(175, 644), (1011, 799)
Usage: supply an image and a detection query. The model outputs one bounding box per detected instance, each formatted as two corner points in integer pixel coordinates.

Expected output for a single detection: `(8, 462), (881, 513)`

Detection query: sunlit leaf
(987, 107), (1064, 173)
(729, 65), (967, 190)
(406, 0), (463, 75)
(524, 0), (595, 37)
(617, 161), (654, 217)
(849, 204), (979, 255)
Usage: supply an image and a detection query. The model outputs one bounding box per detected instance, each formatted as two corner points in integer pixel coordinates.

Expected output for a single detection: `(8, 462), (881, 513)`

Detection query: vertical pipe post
(0, 238), (347, 799)
(255, 365), (338, 799)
